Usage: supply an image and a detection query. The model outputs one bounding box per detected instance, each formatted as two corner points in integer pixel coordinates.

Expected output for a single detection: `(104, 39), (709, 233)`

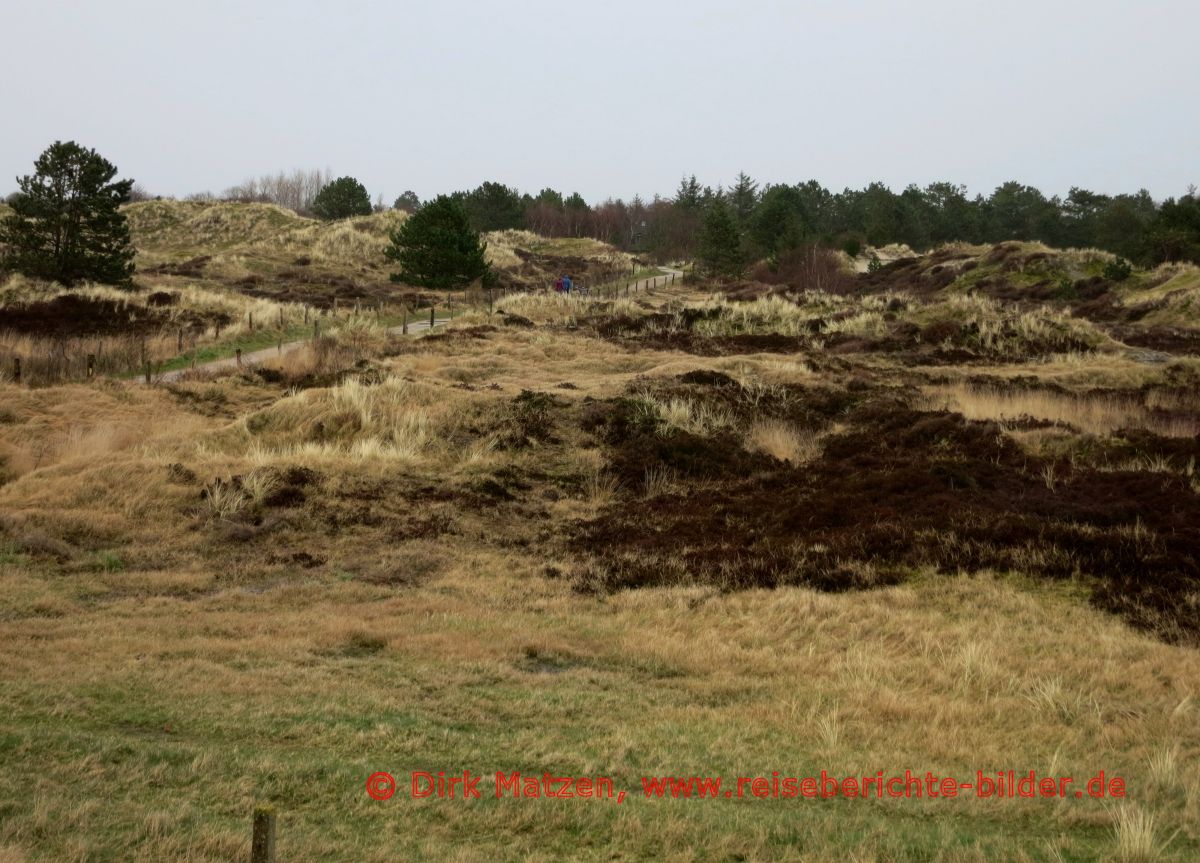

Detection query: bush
(1054, 275), (1078, 300)
(842, 237), (863, 258)
(753, 245), (853, 293)
(311, 177), (373, 220)
(867, 254), (883, 273)
(502, 390), (559, 447)
(1103, 257), (1133, 282)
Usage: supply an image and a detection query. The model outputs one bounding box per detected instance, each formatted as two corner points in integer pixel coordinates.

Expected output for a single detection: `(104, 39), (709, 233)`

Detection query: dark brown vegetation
(0, 292), (227, 337)
(571, 375), (1200, 645)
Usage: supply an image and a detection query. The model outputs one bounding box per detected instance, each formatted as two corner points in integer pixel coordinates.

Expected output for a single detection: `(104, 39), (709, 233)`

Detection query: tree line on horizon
(211, 171), (1200, 269)
(5, 140), (1200, 288)
(437, 174), (1200, 270)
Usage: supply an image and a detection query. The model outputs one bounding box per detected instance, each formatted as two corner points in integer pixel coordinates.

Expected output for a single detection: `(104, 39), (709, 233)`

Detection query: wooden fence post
(144, 361), (151, 384)
(12, 357), (20, 384)
(177, 328), (184, 352)
(402, 309), (408, 335)
(87, 354), (95, 378)
(430, 306), (435, 328)
(236, 348), (242, 367)
(251, 806), (276, 863)
(304, 305), (309, 324)
(313, 320), (320, 339)
(248, 312), (253, 332)
(279, 308), (284, 328)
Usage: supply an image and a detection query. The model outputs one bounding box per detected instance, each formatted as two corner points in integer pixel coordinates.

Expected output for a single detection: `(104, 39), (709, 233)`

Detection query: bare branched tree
(221, 168), (332, 214)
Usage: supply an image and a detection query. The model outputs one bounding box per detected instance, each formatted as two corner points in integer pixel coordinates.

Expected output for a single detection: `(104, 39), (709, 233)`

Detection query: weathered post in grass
(303, 305), (309, 324)
(12, 357), (20, 384)
(313, 320), (320, 339)
(487, 289), (494, 315)
(143, 361), (151, 384)
(278, 308), (284, 329)
(177, 328), (184, 352)
(236, 348), (242, 368)
(333, 298), (339, 317)
(215, 320), (222, 339)
(248, 312), (254, 332)
(402, 309), (408, 335)
(86, 354), (95, 378)
(430, 306), (435, 328)
(250, 805), (276, 863)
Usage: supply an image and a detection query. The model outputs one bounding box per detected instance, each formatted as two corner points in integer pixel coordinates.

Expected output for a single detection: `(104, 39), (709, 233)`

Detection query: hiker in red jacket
(554, 276), (564, 293)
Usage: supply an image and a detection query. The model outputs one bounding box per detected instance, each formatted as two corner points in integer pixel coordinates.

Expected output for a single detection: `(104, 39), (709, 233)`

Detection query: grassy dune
(123, 201), (635, 297)
(2, 237), (1200, 860)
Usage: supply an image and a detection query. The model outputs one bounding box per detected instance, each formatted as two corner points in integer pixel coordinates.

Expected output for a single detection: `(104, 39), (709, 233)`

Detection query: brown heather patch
(573, 388), (1200, 644)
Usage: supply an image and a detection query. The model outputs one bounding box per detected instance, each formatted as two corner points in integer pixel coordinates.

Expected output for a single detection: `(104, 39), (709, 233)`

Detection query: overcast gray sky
(2, 0), (1197, 204)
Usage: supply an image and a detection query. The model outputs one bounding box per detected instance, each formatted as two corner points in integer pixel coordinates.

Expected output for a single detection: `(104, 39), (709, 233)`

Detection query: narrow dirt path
(151, 267), (684, 383)
(155, 316), (442, 383)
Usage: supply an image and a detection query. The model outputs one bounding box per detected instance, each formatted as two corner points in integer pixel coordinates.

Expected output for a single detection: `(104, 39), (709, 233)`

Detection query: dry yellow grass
(1, 280), (1199, 861)
(921, 382), (1200, 437)
(746, 419), (826, 464)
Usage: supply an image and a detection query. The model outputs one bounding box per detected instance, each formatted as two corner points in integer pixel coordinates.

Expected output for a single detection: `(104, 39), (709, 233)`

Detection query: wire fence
(2, 263), (682, 386)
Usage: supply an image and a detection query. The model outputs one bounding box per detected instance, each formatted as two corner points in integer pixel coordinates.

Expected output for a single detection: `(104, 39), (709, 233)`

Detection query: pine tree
(534, 188), (564, 208)
(384, 195), (494, 289)
(0, 141), (135, 286)
(311, 176), (373, 219)
(751, 185), (805, 256)
(674, 175), (702, 210)
(393, 191), (421, 213)
(728, 172), (760, 225)
(696, 198), (745, 278)
(462, 181), (525, 231)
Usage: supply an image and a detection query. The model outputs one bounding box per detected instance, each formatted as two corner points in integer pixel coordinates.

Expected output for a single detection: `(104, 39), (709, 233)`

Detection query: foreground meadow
(2, 253), (1200, 861)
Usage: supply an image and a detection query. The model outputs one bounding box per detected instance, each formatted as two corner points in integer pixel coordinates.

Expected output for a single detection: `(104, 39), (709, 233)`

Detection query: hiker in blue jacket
(563, 274), (573, 294)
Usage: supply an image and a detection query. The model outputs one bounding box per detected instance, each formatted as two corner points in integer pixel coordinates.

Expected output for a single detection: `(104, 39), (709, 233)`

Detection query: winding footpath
(151, 267), (685, 384)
